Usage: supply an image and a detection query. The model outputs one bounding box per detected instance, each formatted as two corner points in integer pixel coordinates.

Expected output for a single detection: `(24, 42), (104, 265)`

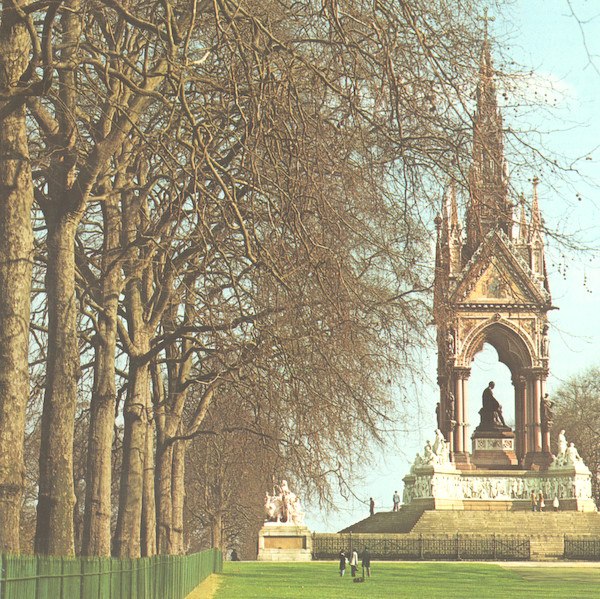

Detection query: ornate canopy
(433, 42), (553, 470)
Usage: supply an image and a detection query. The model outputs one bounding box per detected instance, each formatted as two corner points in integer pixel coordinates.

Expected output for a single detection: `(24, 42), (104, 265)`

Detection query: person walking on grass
(350, 548), (358, 577)
(339, 550), (347, 577)
(362, 546), (371, 578)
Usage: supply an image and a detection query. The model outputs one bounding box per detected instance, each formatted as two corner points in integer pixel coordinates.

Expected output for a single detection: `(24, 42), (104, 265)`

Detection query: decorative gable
(450, 229), (550, 307)
(466, 256), (531, 303)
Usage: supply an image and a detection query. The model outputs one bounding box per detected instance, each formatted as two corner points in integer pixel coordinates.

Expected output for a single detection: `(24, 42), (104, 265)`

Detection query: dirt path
(185, 574), (222, 599)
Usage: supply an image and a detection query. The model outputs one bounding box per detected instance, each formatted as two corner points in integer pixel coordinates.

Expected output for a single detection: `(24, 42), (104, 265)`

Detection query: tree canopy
(0, 0), (537, 556)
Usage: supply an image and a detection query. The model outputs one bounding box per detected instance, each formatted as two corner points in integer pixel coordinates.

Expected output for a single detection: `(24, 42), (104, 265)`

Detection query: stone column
(461, 376), (470, 454)
(513, 375), (527, 464)
(453, 373), (463, 454)
(523, 367), (551, 469)
(532, 375), (543, 452)
(452, 367), (470, 460)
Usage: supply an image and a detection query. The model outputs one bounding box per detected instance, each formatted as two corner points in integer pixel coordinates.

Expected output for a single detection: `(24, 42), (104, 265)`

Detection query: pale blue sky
(305, 0), (600, 533)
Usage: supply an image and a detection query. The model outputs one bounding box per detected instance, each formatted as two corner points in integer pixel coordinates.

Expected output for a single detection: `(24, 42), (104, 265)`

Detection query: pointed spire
(518, 196), (528, 242)
(447, 180), (462, 276)
(442, 185), (450, 240)
(465, 34), (511, 258)
(434, 212), (443, 269)
(450, 181), (459, 231)
(528, 177), (546, 281)
(529, 176), (541, 238)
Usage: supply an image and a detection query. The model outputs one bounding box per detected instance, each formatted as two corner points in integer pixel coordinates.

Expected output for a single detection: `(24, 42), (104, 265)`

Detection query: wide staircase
(411, 510), (600, 536)
(339, 504), (425, 534)
(341, 509), (600, 560)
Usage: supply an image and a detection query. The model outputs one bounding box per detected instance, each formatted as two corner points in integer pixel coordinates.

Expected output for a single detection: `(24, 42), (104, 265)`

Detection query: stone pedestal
(402, 463), (596, 512)
(471, 429), (518, 469)
(257, 523), (312, 561)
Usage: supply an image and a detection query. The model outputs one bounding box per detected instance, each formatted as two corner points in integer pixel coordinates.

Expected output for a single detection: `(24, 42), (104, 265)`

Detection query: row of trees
(0, 0), (508, 557)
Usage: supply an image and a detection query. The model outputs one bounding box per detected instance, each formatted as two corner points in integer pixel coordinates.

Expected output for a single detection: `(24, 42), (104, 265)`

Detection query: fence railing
(564, 536), (600, 560)
(0, 548), (222, 599)
(312, 533), (530, 561)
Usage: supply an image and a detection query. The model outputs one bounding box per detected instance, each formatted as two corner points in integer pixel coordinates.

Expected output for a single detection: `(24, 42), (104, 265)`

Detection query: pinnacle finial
(479, 7), (495, 41)
(530, 177), (542, 237)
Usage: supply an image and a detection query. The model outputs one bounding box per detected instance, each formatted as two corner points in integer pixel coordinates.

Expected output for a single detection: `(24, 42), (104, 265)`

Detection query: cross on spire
(479, 7), (495, 40)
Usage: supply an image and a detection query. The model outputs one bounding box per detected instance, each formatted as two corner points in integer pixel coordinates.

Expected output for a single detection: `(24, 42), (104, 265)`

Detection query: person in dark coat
(362, 546), (371, 578)
(339, 550), (347, 577)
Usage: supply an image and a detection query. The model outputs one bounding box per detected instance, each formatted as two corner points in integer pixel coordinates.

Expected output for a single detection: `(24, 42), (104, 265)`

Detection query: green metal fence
(0, 549), (222, 599)
(313, 533), (530, 561)
(564, 536), (600, 560)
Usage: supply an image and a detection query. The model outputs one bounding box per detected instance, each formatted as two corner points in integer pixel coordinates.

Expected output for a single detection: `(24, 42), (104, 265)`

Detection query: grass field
(209, 561), (600, 598)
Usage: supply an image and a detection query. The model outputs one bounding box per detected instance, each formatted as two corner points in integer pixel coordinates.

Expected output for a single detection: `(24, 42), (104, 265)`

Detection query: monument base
(471, 429), (518, 469)
(257, 523), (312, 561)
(402, 464), (596, 512)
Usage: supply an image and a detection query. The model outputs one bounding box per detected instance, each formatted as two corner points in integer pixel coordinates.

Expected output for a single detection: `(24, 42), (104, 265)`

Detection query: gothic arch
(461, 318), (535, 376)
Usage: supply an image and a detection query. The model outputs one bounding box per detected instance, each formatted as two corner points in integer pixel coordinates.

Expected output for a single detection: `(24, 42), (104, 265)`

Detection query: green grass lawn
(211, 561), (600, 598)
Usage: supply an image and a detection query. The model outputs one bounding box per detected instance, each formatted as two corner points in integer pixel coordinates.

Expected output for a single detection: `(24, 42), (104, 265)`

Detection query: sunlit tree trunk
(35, 215), (79, 556)
(141, 417), (157, 556)
(113, 347), (151, 557)
(0, 0), (34, 553)
(171, 439), (187, 554)
(82, 193), (122, 556)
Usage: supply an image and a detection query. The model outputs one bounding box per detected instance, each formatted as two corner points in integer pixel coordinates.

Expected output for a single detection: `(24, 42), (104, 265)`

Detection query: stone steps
(339, 505), (425, 534)
(410, 511), (600, 537)
(339, 510), (600, 560)
(530, 536), (565, 561)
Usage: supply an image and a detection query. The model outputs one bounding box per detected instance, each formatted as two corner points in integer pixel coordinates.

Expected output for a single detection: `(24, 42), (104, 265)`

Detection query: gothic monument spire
(433, 35), (553, 471)
(465, 37), (511, 259)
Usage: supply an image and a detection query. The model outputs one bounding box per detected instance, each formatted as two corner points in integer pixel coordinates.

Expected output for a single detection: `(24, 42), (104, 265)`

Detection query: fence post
(493, 533), (496, 560)
(419, 534), (423, 560)
(456, 534), (460, 561)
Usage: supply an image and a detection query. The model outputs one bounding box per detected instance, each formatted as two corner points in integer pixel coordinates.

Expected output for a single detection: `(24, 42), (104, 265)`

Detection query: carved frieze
(402, 469), (593, 504)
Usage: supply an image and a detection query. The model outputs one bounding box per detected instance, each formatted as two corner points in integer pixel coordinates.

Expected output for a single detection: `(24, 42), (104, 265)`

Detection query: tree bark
(35, 216), (79, 556)
(113, 178), (153, 557)
(82, 193), (122, 556)
(156, 438), (174, 554)
(211, 512), (223, 550)
(156, 300), (194, 554)
(0, 0), (34, 552)
(113, 351), (150, 557)
(171, 439), (186, 554)
(141, 416), (157, 556)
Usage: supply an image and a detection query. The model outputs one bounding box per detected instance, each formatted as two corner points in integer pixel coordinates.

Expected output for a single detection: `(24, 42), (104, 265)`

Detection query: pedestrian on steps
(393, 490), (400, 512)
(531, 491), (537, 512)
(538, 490), (545, 512)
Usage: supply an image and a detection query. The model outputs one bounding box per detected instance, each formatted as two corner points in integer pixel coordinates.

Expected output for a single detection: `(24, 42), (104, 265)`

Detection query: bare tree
(0, 0), (522, 558)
